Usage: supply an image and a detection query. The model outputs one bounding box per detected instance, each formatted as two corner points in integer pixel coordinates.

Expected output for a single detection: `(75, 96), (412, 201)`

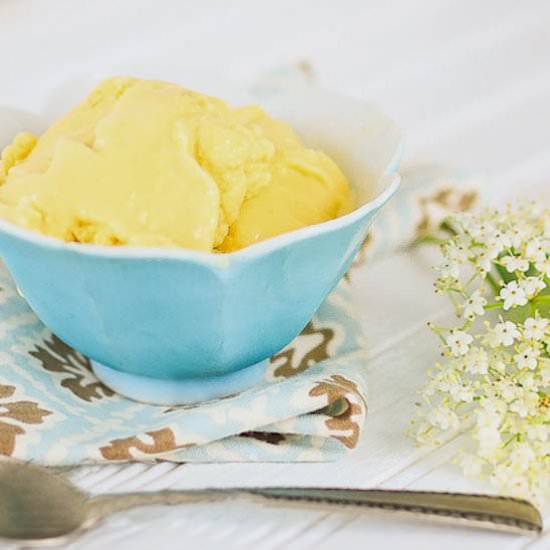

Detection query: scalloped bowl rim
(0, 169), (402, 268)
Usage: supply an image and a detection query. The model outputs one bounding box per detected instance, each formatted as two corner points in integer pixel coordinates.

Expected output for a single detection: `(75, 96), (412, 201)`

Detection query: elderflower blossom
(521, 277), (546, 298)
(446, 330), (473, 356)
(501, 255), (530, 273)
(500, 281), (528, 310)
(524, 317), (549, 341)
(416, 202), (550, 504)
(536, 257), (550, 278)
(488, 321), (520, 347)
(463, 290), (487, 319)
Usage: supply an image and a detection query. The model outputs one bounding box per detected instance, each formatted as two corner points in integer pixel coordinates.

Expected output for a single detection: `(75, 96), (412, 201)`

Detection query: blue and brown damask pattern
(0, 264), (367, 464)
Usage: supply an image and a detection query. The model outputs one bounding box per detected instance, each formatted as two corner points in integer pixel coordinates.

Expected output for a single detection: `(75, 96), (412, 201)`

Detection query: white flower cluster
(416, 202), (550, 504)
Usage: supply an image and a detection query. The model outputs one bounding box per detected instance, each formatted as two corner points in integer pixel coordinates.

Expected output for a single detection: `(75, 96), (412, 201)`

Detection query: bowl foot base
(90, 359), (268, 406)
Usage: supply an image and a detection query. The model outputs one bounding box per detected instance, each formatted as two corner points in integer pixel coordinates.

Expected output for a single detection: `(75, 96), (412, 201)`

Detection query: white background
(1, 1), (549, 548)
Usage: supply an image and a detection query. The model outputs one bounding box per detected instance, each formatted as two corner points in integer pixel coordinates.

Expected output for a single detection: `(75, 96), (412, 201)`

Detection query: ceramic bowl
(0, 85), (403, 405)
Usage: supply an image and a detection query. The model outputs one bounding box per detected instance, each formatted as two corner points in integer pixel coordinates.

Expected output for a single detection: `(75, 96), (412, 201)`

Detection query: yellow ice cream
(0, 78), (353, 252)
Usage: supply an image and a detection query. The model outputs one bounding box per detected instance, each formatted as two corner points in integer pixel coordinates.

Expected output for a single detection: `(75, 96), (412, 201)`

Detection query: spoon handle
(88, 487), (542, 534)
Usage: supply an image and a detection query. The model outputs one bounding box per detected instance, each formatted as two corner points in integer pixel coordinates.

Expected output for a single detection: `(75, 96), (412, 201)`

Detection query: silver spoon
(0, 460), (542, 546)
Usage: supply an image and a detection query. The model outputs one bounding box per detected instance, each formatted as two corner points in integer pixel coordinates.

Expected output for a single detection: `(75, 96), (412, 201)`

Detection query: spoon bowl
(0, 461), (90, 545)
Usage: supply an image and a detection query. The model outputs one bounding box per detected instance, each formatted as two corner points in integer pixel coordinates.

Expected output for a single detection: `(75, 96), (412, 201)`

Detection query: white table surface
(1, 1), (550, 548)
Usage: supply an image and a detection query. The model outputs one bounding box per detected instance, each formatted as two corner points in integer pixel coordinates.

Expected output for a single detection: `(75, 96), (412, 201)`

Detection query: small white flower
(477, 426), (501, 454)
(478, 399), (505, 427)
(486, 231), (511, 256)
(490, 321), (520, 346)
(428, 406), (459, 430)
(460, 454), (483, 477)
(509, 224), (531, 249)
(487, 349), (510, 372)
(463, 290), (487, 319)
(514, 346), (540, 370)
(517, 370), (537, 391)
(446, 330), (473, 356)
(523, 317), (549, 341)
(473, 250), (494, 273)
(428, 371), (454, 393)
(509, 390), (539, 417)
(445, 236), (471, 263)
(509, 443), (536, 474)
(467, 218), (495, 241)
(535, 256), (550, 277)
(499, 281), (528, 310)
(527, 424), (548, 443)
(485, 241), (504, 258)
(491, 465), (530, 498)
(496, 380), (518, 401)
(520, 277), (546, 298)
(454, 384), (475, 403)
(501, 255), (530, 273)
(525, 239), (546, 263)
(464, 347), (489, 374)
(436, 261), (459, 280)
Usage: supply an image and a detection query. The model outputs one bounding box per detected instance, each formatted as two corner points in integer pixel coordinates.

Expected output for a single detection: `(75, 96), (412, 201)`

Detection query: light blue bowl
(0, 87), (402, 405)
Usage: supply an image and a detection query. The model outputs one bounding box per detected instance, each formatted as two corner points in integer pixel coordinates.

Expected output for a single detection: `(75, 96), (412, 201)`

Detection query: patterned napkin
(352, 163), (479, 267)
(0, 265), (370, 464)
(0, 165), (478, 465)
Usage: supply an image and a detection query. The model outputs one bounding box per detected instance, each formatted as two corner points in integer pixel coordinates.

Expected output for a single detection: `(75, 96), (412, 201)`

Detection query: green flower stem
(428, 323), (449, 346)
(484, 303), (503, 311)
(414, 235), (448, 246)
(448, 288), (468, 296)
(488, 366), (505, 378)
(510, 366), (528, 381)
(464, 273), (479, 291)
(448, 292), (462, 316)
(440, 220), (458, 235)
(486, 271), (501, 294)
(503, 434), (520, 448)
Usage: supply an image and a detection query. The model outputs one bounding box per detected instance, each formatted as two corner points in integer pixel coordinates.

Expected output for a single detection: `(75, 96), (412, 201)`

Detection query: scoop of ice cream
(0, 78), (353, 252)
